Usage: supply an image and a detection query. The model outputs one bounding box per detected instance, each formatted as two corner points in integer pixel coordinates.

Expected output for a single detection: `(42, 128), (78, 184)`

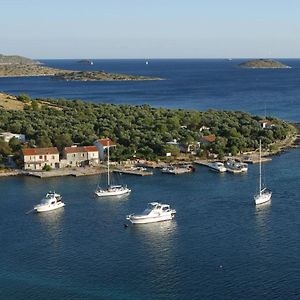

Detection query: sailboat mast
(259, 139), (262, 195)
(107, 138), (110, 186)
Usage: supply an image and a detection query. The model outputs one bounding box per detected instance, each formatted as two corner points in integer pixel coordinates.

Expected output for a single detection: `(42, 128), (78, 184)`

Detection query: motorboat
(161, 166), (177, 174)
(207, 162), (227, 173)
(126, 202), (176, 224)
(95, 138), (131, 197)
(254, 140), (272, 205)
(225, 160), (248, 173)
(34, 191), (65, 213)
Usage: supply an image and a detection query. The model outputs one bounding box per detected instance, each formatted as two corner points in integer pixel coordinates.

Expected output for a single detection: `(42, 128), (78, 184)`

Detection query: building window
(73, 154), (76, 157)
(39, 155), (42, 159)
(52, 156), (55, 159)
(27, 164), (30, 168)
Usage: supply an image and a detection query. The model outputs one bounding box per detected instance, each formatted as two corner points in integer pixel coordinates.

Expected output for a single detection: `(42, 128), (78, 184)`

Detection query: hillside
(0, 54), (39, 65)
(0, 93), (296, 161)
(239, 59), (290, 69)
(0, 54), (160, 81)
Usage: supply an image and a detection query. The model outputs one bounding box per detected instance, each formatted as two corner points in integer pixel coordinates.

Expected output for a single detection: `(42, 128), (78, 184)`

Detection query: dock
(114, 169), (153, 176)
(20, 167), (107, 178)
(194, 160), (212, 167)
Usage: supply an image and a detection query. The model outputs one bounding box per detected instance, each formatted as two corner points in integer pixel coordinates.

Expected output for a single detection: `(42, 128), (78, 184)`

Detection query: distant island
(239, 59), (291, 69)
(0, 54), (160, 81)
(54, 71), (161, 81)
(77, 59), (94, 65)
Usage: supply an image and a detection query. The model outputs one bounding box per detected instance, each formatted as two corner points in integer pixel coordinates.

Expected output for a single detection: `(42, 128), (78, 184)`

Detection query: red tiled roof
(22, 147), (59, 156)
(97, 138), (116, 147)
(201, 135), (216, 143)
(64, 146), (98, 154)
(260, 119), (274, 125)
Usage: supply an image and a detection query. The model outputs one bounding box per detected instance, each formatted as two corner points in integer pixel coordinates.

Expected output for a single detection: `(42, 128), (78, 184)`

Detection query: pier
(114, 169), (153, 176)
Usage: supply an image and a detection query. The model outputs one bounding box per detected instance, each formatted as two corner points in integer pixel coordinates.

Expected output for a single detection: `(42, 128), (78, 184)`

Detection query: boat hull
(95, 188), (131, 197)
(128, 214), (175, 224)
(35, 202), (65, 212)
(207, 163), (227, 173)
(254, 192), (272, 205)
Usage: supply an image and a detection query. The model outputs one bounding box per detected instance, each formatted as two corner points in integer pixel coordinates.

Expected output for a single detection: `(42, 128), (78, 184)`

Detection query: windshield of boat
(41, 197), (53, 204)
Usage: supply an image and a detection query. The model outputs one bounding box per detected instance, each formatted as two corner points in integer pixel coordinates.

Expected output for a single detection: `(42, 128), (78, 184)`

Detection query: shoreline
(1, 134), (298, 179)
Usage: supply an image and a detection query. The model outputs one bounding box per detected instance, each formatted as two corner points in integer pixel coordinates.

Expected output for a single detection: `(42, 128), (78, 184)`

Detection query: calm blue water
(0, 60), (299, 299)
(0, 59), (300, 121)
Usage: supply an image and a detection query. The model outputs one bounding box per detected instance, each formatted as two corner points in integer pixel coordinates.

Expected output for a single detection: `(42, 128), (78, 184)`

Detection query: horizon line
(34, 57), (300, 60)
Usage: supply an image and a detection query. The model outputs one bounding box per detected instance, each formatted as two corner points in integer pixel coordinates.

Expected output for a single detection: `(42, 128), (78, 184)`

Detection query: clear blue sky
(1, 0), (299, 59)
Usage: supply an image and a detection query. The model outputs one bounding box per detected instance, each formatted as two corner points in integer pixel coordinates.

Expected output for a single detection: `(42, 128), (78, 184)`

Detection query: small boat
(254, 140), (272, 205)
(34, 191), (65, 213)
(126, 202), (176, 224)
(95, 138), (131, 197)
(225, 160), (248, 173)
(207, 162), (227, 173)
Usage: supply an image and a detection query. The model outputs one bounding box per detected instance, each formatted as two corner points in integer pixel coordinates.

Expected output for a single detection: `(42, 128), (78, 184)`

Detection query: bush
(42, 164), (52, 171)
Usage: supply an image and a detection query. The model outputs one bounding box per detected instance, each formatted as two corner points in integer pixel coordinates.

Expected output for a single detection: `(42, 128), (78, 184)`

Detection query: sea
(0, 59), (299, 299)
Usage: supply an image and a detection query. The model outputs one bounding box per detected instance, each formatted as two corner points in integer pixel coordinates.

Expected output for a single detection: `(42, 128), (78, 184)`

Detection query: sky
(1, 0), (300, 59)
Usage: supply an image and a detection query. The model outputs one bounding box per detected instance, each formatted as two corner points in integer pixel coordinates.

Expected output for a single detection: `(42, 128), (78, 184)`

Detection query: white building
(63, 146), (99, 167)
(0, 132), (26, 143)
(93, 138), (116, 160)
(22, 147), (59, 170)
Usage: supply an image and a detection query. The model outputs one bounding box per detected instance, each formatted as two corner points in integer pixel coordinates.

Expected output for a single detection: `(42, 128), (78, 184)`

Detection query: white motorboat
(225, 160), (248, 173)
(95, 138), (131, 197)
(34, 191), (65, 213)
(207, 162), (227, 173)
(254, 140), (272, 205)
(126, 202), (176, 224)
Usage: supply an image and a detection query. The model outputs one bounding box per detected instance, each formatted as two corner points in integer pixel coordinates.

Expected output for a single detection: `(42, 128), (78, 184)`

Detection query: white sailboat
(95, 139), (131, 197)
(254, 140), (272, 205)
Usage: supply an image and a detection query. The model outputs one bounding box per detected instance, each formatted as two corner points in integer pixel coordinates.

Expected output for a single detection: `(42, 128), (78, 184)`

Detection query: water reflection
(130, 220), (177, 252)
(129, 221), (178, 281)
(254, 201), (271, 236)
(36, 208), (64, 245)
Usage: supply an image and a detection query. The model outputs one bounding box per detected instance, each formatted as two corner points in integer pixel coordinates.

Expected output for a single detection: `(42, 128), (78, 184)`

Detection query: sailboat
(95, 139), (131, 197)
(254, 140), (272, 205)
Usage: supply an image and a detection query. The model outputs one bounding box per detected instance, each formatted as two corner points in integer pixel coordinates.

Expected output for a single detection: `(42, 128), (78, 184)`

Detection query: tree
(36, 135), (52, 148)
(164, 144), (180, 157)
(54, 133), (73, 151)
(17, 94), (30, 103)
(0, 140), (12, 156)
(9, 137), (22, 152)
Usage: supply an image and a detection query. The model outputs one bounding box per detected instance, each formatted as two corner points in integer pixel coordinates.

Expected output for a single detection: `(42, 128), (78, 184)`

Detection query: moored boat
(207, 161), (227, 173)
(225, 160), (248, 173)
(34, 191), (65, 213)
(95, 138), (131, 197)
(126, 202), (176, 224)
(254, 140), (272, 205)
